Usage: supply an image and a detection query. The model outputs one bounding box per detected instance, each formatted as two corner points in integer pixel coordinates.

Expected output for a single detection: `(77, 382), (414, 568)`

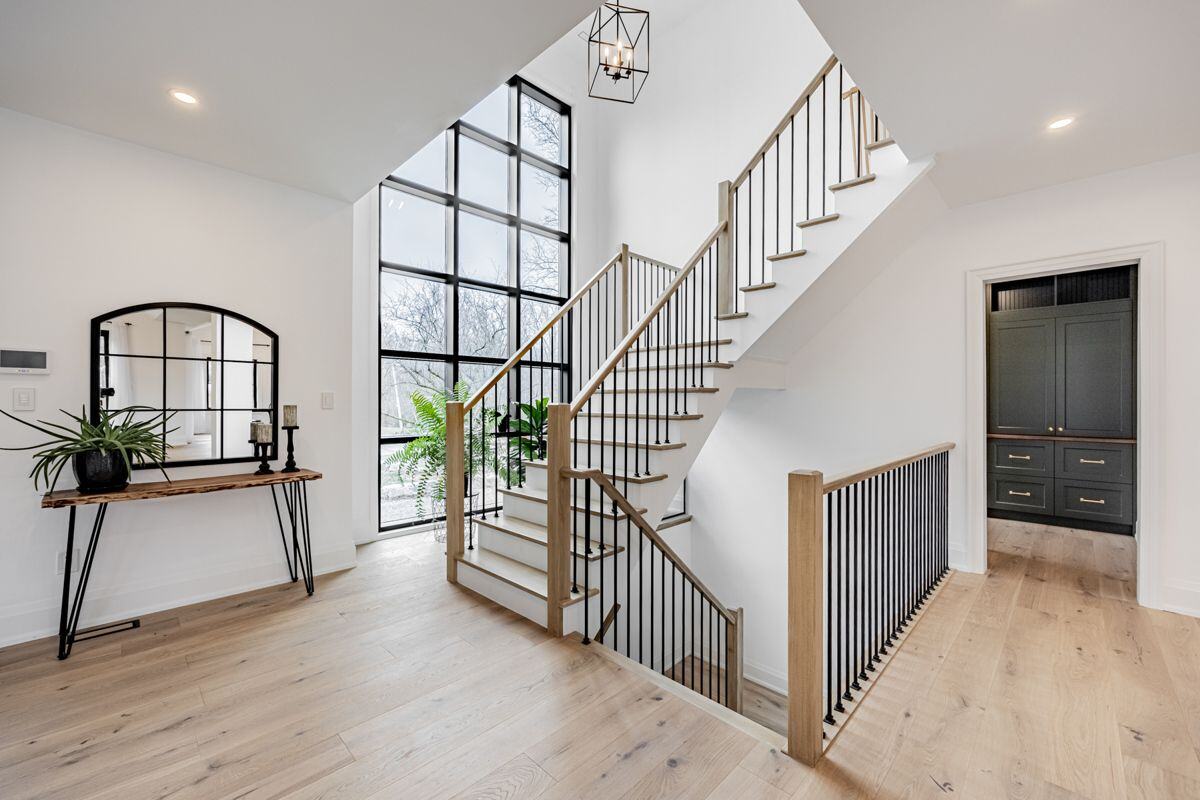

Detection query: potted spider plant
(0, 406), (175, 493)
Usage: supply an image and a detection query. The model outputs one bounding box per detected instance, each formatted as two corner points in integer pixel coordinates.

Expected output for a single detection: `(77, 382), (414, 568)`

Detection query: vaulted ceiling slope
(0, 0), (598, 201)
(799, 0), (1200, 206)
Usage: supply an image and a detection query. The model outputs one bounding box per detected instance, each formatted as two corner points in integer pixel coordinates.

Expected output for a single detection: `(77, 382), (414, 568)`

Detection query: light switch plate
(12, 387), (35, 412)
(320, 392), (335, 410)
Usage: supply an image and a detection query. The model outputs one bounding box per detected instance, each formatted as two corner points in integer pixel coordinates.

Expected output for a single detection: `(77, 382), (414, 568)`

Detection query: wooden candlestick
(252, 440), (273, 475)
(281, 425), (299, 473)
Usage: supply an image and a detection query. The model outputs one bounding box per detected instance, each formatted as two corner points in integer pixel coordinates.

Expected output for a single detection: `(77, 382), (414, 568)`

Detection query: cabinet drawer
(1055, 442), (1134, 484)
(988, 475), (1052, 514)
(1054, 479), (1134, 525)
(989, 440), (1053, 477)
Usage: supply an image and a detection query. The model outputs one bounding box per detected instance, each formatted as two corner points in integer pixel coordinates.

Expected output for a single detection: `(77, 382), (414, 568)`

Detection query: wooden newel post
(727, 606), (745, 713)
(445, 401), (465, 584)
(787, 469), (824, 766)
(716, 180), (734, 316)
(545, 404), (571, 636)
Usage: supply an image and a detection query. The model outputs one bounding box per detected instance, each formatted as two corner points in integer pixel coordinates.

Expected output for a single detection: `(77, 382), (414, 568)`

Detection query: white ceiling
(0, 0), (598, 201)
(800, 0), (1200, 206)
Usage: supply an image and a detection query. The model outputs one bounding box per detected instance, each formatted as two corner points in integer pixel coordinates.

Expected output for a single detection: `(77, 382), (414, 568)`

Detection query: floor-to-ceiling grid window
(379, 78), (571, 532)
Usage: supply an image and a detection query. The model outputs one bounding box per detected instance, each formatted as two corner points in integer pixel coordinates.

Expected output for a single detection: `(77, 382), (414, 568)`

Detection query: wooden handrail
(627, 251), (679, 273)
(821, 442), (956, 495)
(464, 251), (622, 411)
(731, 54), (839, 189)
(561, 467), (736, 623)
(569, 221), (726, 415)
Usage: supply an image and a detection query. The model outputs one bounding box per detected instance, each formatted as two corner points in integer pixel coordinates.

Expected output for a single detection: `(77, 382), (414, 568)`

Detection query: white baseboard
(743, 656), (788, 696)
(0, 544), (357, 650)
(949, 543), (977, 573)
(1160, 578), (1200, 619)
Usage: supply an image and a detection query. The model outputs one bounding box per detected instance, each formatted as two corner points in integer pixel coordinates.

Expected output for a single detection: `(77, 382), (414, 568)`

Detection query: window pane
(393, 133), (445, 191)
(519, 230), (563, 295)
(461, 85), (509, 140)
(521, 94), (566, 165)
(520, 298), (562, 362)
(458, 137), (509, 212)
(380, 271), (448, 354)
(517, 363), (565, 405)
(380, 443), (425, 526)
(459, 212), (510, 285)
(458, 362), (508, 413)
(458, 287), (509, 359)
(380, 187), (446, 271)
(380, 358), (451, 437)
(520, 163), (566, 231)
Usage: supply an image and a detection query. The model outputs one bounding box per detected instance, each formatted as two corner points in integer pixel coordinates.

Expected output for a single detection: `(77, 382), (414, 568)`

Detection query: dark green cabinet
(986, 267), (1136, 534)
(1056, 312), (1134, 438)
(988, 318), (1055, 435)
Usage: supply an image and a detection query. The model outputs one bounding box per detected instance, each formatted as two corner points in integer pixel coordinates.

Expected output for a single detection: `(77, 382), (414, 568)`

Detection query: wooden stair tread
(599, 386), (718, 395)
(766, 248), (807, 262)
(571, 437), (687, 451)
(472, 513), (620, 560)
(630, 339), (732, 353)
(657, 513), (693, 531)
(716, 312), (748, 321)
(740, 282), (776, 292)
(797, 213), (840, 228)
(865, 137), (895, 151)
(499, 486), (647, 519)
(525, 460), (668, 485)
(829, 174), (876, 191)
(577, 412), (702, 421)
(616, 361), (732, 372)
(457, 549), (596, 606)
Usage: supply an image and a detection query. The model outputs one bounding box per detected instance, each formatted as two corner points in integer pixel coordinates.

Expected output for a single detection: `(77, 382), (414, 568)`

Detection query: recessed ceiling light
(1048, 117), (1074, 130)
(170, 89), (199, 106)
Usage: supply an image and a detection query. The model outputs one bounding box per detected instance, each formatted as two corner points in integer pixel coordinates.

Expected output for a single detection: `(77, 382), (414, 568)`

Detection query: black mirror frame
(89, 302), (280, 469)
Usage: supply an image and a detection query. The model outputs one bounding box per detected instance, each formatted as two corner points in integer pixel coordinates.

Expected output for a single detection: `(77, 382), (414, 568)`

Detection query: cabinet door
(988, 317), (1055, 435)
(1055, 312), (1134, 438)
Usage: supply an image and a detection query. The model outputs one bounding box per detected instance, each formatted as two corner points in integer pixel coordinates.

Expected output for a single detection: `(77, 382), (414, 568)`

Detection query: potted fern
(1, 406), (175, 493)
(499, 397), (549, 486)
(384, 381), (497, 537)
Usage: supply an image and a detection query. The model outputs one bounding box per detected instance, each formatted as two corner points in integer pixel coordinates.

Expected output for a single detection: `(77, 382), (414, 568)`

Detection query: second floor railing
(787, 443), (954, 764)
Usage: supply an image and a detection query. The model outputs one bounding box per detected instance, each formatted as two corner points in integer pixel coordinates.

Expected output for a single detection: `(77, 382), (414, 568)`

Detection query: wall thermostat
(0, 349), (50, 375)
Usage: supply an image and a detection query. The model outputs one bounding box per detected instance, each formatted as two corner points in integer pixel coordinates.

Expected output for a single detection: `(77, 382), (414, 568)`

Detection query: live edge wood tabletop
(41, 469), (322, 660)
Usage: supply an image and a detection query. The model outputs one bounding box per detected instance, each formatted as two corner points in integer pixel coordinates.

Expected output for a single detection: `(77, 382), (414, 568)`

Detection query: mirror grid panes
(379, 77), (572, 532)
(92, 304), (278, 467)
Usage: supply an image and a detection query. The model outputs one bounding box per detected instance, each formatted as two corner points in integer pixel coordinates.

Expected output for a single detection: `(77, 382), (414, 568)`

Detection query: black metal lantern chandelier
(587, 3), (649, 103)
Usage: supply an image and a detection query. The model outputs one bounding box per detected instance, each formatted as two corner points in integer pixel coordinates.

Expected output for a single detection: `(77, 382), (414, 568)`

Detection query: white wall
(0, 108), (357, 647)
(689, 151), (1200, 688)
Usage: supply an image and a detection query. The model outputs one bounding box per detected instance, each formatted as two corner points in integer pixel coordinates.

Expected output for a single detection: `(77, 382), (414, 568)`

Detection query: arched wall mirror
(90, 303), (279, 468)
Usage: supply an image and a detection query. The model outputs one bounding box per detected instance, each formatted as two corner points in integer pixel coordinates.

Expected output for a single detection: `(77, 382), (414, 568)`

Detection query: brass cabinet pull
(1007, 454), (1032, 461)
(1079, 497), (1106, 505)
(1008, 490), (1032, 497)
(1079, 458), (1106, 465)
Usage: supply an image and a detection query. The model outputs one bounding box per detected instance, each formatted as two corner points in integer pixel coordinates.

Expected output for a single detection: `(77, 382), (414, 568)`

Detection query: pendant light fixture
(587, 3), (649, 103)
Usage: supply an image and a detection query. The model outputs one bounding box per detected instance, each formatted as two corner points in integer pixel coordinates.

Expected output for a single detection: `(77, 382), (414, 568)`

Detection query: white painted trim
(963, 242), (1165, 607)
(0, 547), (357, 650)
(743, 657), (788, 696)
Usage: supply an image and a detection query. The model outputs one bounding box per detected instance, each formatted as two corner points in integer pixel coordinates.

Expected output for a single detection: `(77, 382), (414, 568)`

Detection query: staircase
(443, 55), (933, 717)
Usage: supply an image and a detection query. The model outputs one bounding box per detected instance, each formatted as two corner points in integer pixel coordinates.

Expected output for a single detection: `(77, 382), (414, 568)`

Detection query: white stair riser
(585, 393), (712, 415)
(610, 366), (725, 390)
(522, 466), (657, 506)
(574, 416), (694, 442)
(457, 562), (548, 627)
(570, 440), (675, 470)
(498, 493), (631, 545)
(475, 523), (615, 583)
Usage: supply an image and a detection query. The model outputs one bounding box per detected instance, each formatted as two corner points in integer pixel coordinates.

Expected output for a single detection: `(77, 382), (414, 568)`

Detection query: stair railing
(725, 55), (884, 314)
(444, 249), (676, 587)
(561, 464), (744, 711)
(787, 443), (954, 764)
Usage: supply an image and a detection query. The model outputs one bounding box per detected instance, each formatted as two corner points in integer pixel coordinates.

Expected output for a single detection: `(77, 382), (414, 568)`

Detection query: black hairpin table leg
(57, 503), (140, 660)
(270, 480), (314, 595)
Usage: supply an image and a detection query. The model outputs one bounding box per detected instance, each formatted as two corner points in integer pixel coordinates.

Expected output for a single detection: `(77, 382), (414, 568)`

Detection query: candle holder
(281, 425), (299, 473)
(252, 440), (274, 475)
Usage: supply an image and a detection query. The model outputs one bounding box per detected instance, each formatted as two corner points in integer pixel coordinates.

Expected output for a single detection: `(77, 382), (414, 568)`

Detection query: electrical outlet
(320, 392), (334, 410)
(12, 387), (35, 412)
(56, 549), (80, 575)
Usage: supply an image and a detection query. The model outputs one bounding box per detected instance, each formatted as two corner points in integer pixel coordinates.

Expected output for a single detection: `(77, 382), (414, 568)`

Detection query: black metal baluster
(824, 491), (835, 724)
(582, 478), (592, 644)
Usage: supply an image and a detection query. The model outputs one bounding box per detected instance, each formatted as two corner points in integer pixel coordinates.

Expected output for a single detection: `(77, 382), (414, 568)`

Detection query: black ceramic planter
(72, 450), (130, 493)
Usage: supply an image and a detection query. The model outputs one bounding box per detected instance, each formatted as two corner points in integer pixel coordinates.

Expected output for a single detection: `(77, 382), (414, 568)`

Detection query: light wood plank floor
(0, 519), (1195, 799)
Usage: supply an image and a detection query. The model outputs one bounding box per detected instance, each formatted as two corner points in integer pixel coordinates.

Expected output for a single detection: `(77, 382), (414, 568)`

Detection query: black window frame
(378, 76), (573, 533)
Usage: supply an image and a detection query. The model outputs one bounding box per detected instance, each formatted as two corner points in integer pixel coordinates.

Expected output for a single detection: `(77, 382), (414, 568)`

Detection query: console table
(42, 469), (322, 659)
